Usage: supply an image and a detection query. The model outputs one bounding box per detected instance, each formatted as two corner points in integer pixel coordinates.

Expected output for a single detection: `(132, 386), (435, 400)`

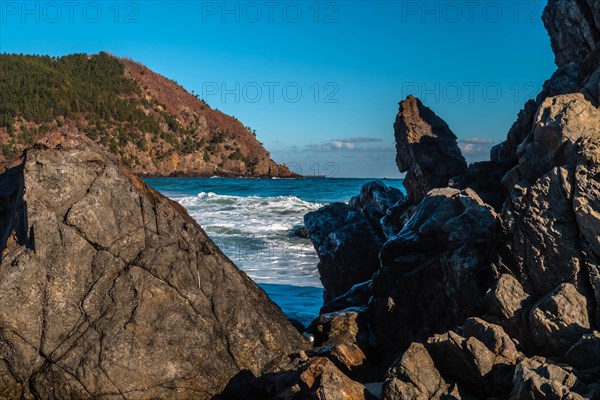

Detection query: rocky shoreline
(220, 0), (600, 397)
(1, 0), (600, 399)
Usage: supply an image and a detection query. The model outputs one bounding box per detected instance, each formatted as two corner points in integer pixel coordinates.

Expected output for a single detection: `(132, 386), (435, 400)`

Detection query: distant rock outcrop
(0, 133), (304, 399)
(394, 96), (467, 204)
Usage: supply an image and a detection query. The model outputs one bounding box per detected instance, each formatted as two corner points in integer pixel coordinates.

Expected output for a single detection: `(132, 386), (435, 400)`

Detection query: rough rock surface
(381, 343), (449, 400)
(511, 357), (586, 400)
(308, 308), (369, 350)
(564, 330), (600, 370)
(542, 0), (600, 68)
(321, 281), (372, 314)
(491, 63), (579, 175)
(0, 133), (305, 399)
(349, 180), (405, 235)
(427, 330), (513, 396)
(461, 317), (518, 362)
(502, 94), (600, 300)
(394, 96), (467, 204)
(529, 283), (592, 356)
(304, 203), (382, 302)
(370, 188), (497, 358)
(263, 354), (377, 400)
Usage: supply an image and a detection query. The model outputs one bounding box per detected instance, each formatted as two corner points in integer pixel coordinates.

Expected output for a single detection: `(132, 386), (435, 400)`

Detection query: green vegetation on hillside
(0, 52), (155, 128)
(0, 52), (210, 162)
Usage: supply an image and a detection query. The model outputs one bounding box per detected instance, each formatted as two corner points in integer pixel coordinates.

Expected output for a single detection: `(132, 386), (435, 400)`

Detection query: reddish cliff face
(121, 59), (298, 177)
(0, 53), (299, 178)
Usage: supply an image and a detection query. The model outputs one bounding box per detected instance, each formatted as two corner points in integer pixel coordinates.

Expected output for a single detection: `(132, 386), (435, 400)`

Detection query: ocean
(145, 177), (405, 327)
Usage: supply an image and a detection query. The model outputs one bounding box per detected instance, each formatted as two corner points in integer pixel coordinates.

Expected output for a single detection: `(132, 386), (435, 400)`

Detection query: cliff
(0, 52), (298, 178)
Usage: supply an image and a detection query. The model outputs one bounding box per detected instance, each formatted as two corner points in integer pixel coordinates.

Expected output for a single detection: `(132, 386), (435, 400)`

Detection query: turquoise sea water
(146, 177), (405, 326)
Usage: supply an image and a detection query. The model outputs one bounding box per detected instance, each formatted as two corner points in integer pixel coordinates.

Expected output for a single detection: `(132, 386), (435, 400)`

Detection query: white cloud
(458, 137), (497, 161)
(460, 137), (496, 145)
(305, 137), (384, 152)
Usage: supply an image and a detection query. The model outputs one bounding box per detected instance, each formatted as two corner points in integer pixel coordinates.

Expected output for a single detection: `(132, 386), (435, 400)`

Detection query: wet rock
(529, 283), (592, 356)
(304, 203), (382, 301)
(394, 96), (467, 204)
(290, 225), (309, 239)
(382, 343), (449, 400)
(0, 133), (305, 399)
(380, 201), (414, 239)
(321, 280), (372, 314)
(565, 331), (600, 370)
(370, 188), (497, 358)
(349, 180), (405, 235)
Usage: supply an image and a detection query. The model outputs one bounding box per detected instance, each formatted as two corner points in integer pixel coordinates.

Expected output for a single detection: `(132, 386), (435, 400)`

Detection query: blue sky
(1, 1), (555, 177)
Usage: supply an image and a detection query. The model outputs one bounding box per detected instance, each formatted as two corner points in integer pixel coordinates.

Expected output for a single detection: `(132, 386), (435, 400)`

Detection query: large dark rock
(0, 133), (305, 399)
(321, 280), (372, 314)
(304, 203), (382, 302)
(349, 180), (405, 236)
(298, 2), (600, 397)
(370, 188), (497, 359)
(449, 161), (507, 210)
(394, 96), (467, 204)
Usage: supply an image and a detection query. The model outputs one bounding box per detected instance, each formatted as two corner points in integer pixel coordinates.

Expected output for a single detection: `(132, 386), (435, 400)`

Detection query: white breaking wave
(174, 192), (324, 287)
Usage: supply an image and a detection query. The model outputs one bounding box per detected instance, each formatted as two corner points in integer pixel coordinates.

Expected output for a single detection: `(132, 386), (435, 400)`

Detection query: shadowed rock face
(0, 133), (305, 399)
(394, 96), (467, 205)
(542, 0), (600, 68)
(304, 203), (382, 302)
(370, 188), (497, 360)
